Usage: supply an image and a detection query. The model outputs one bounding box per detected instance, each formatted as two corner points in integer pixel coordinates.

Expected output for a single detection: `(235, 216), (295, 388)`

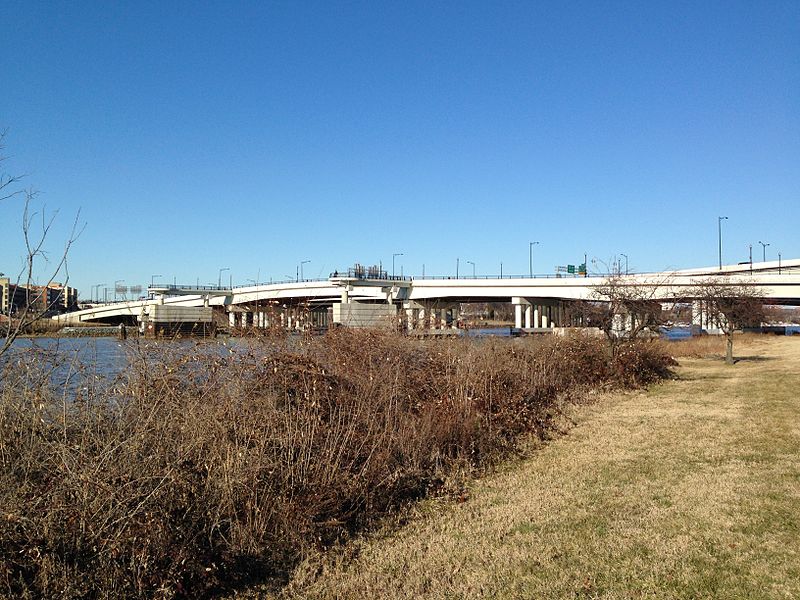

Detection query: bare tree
(579, 271), (672, 356)
(690, 277), (765, 365)
(0, 131), (84, 357)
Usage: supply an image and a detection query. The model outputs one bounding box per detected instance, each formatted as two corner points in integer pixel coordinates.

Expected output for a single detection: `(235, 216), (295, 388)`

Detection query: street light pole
(467, 260), (475, 278)
(529, 241), (539, 277)
(620, 254), (628, 275)
(456, 257), (459, 278)
(392, 253), (403, 279)
(94, 283), (106, 303)
(758, 241), (770, 263)
(218, 267), (230, 288)
(300, 260), (310, 281)
(718, 216), (728, 270)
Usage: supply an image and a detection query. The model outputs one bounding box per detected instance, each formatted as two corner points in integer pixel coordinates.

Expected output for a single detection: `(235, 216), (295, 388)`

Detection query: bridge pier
(512, 297), (531, 329)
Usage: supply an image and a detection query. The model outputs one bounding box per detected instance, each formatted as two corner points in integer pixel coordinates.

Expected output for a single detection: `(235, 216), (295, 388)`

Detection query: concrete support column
(541, 309), (548, 328)
(451, 306), (460, 329)
(533, 307), (540, 329)
(229, 311), (235, 327)
(524, 305), (532, 329)
(512, 297), (531, 330)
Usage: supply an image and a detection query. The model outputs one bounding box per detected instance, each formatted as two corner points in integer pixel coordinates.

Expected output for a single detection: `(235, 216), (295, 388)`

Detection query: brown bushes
(0, 330), (675, 598)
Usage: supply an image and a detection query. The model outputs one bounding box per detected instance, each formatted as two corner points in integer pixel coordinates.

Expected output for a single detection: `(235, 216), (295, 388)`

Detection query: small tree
(581, 272), (671, 357)
(692, 277), (765, 365)
(0, 131), (83, 357)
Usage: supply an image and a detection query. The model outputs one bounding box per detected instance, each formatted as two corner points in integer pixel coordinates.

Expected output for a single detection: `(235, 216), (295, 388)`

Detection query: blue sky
(1, 1), (798, 296)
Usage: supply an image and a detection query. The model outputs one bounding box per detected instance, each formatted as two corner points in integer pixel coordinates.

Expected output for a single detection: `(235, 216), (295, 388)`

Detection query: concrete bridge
(53, 258), (800, 332)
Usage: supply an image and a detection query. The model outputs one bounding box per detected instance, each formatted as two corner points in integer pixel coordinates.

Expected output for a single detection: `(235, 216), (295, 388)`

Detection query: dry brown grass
(0, 330), (674, 599)
(273, 336), (800, 600)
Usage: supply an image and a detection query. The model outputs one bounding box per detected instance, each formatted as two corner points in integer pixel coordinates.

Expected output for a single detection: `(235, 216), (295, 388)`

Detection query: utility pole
(94, 283), (106, 303)
(392, 253), (403, 279)
(529, 241), (539, 277)
(718, 216), (728, 270)
(218, 267), (229, 288)
(758, 241), (770, 263)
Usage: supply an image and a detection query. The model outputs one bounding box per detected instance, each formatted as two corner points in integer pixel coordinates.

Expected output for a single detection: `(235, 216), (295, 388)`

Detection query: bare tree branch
(1, 134), (85, 357)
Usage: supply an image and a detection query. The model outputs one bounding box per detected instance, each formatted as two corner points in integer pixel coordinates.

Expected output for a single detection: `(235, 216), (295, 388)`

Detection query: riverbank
(0, 330), (674, 598)
(270, 335), (800, 599)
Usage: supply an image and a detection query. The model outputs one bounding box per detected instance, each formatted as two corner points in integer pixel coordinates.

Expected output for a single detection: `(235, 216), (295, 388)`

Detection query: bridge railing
(329, 268), (410, 281)
(404, 273), (605, 280)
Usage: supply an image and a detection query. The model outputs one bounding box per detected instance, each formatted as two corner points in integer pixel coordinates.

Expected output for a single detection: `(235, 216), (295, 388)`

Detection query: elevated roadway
(53, 259), (800, 327)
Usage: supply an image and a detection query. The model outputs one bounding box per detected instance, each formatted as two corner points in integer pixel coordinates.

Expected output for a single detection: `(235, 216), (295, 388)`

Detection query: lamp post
(529, 241), (539, 277)
(392, 253), (403, 279)
(300, 260), (310, 281)
(718, 216), (728, 270)
(758, 241), (770, 263)
(749, 244), (753, 270)
(218, 267), (229, 288)
(467, 260), (475, 278)
(150, 275), (161, 297)
(456, 258), (460, 278)
(500, 262), (503, 278)
(94, 283), (106, 303)
(620, 254), (629, 275)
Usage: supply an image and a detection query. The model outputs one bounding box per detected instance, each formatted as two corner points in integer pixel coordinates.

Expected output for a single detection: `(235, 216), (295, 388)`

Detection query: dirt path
(262, 337), (800, 599)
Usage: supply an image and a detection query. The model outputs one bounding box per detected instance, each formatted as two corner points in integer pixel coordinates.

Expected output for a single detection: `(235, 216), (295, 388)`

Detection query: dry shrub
(612, 340), (678, 387)
(663, 335), (726, 359)
(0, 329), (674, 598)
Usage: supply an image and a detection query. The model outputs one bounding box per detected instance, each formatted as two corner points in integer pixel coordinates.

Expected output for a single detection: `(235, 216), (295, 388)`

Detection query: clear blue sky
(2, 1), (798, 296)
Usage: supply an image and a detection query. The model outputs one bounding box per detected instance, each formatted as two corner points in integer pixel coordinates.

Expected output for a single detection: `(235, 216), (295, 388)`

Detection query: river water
(4, 327), (797, 386)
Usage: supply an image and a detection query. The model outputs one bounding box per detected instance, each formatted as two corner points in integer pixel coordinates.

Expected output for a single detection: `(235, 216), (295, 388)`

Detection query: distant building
(0, 277), (30, 316)
(0, 276), (79, 315)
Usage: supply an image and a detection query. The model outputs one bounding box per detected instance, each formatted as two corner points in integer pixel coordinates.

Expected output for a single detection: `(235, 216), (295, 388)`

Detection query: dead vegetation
(277, 335), (800, 600)
(0, 329), (675, 598)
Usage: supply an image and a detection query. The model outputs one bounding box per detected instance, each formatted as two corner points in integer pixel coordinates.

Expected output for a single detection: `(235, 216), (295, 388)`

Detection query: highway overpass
(53, 258), (800, 331)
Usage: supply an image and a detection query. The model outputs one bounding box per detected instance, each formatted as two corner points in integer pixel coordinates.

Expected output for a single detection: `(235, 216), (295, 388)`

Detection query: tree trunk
(726, 333), (734, 365)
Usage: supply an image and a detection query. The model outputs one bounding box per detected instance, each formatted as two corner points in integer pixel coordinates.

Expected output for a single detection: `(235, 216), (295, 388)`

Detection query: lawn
(269, 336), (800, 599)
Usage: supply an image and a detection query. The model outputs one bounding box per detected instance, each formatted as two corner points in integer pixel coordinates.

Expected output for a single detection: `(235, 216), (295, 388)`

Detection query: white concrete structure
(53, 259), (800, 330)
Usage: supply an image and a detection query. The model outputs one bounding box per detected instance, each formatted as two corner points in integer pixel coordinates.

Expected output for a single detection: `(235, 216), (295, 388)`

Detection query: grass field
(267, 336), (800, 599)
